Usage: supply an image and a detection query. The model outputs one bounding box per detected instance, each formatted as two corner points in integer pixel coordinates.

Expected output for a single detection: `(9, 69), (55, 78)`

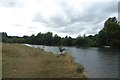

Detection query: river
(24, 44), (119, 78)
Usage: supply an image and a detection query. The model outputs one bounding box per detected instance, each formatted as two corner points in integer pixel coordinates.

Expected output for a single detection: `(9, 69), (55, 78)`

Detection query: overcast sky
(0, 0), (119, 38)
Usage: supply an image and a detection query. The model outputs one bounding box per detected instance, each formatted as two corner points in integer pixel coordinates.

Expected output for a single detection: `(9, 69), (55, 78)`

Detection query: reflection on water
(25, 44), (119, 78)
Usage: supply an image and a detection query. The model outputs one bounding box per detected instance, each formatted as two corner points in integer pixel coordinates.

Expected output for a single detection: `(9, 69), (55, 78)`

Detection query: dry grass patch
(2, 43), (86, 78)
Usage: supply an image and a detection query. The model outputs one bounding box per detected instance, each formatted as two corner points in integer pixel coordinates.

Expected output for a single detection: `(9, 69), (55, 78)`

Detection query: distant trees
(53, 34), (61, 46)
(87, 34), (98, 47)
(1, 17), (120, 48)
(75, 35), (88, 47)
(2, 32), (8, 42)
(2, 32), (91, 47)
(60, 36), (73, 46)
(75, 34), (98, 47)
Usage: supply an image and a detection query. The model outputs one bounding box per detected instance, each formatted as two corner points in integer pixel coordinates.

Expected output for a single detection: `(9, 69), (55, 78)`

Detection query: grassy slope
(2, 43), (86, 78)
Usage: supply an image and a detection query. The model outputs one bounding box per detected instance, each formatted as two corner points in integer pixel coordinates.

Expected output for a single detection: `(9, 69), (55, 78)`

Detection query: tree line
(1, 17), (120, 48)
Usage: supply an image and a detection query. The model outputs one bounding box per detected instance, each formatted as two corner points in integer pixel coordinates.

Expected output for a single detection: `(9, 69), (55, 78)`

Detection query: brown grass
(2, 43), (86, 78)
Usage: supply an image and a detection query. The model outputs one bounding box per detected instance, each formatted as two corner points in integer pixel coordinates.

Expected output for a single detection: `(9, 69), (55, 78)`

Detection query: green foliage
(75, 36), (88, 47)
(1, 17), (120, 48)
(0, 32), (99, 47)
(87, 35), (98, 47)
(2, 32), (8, 42)
(75, 34), (96, 47)
(61, 36), (73, 46)
(98, 17), (120, 48)
(53, 34), (61, 45)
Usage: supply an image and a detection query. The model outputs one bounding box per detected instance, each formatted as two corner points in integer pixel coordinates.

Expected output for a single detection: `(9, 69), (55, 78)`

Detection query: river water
(25, 44), (119, 78)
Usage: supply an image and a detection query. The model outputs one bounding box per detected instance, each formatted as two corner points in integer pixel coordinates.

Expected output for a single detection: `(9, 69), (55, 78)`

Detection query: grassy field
(2, 43), (86, 78)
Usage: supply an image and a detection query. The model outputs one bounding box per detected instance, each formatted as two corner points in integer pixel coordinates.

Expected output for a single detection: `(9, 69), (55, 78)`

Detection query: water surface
(25, 44), (119, 78)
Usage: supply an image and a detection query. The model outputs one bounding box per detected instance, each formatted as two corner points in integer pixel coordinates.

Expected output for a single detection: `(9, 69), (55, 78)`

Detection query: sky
(0, 0), (119, 38)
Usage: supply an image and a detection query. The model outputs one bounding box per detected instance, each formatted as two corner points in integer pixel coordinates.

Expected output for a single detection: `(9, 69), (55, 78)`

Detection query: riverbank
(2, 43), (87, 78)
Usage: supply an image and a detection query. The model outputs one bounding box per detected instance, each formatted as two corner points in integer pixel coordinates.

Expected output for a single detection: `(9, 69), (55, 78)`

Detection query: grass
(2, 43), (87, 78)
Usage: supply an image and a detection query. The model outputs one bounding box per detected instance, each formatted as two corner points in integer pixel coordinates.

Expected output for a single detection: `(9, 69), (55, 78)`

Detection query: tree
(67, 37), (73, 46)
(53, 34), (61, 46)
(29, 34), (36, 44)
(2, 32), (8, 42)
(98, 17), (120, 48)
(75, 35), (89, 47)
(45, 32), (53, 46)
(36, 32), (43, 44)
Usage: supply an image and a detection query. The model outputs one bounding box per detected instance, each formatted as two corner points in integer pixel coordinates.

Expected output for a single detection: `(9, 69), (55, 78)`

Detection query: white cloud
(0, 0), (118, 38)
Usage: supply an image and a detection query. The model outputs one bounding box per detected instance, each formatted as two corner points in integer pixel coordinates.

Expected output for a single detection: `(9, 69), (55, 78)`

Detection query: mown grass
(2, 43), (87, 78)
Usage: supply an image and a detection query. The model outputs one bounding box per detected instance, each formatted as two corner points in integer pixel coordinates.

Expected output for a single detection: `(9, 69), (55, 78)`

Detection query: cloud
(33, 1), (118, 24)
(0, 0), (23, 8)
(33, 1), (118, 37)
(0, 0), (118, 37)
